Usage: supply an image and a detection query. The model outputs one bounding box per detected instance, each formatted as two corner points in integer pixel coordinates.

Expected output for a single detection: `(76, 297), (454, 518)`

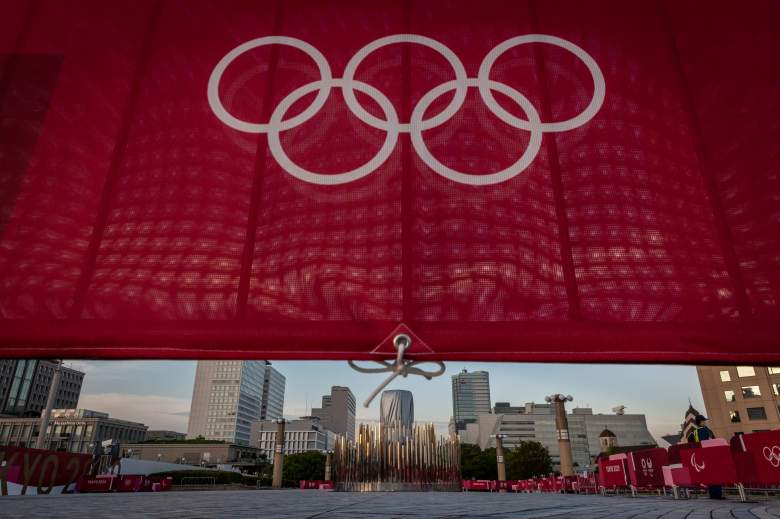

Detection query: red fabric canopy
(0, 0), (778, 362)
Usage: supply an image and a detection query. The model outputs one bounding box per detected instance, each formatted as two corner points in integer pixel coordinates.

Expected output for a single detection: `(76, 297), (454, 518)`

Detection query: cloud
(77, 393), (191, 433)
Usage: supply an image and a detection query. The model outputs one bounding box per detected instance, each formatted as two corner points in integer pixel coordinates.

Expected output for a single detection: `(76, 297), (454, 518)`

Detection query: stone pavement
(1, 490), (779, 518)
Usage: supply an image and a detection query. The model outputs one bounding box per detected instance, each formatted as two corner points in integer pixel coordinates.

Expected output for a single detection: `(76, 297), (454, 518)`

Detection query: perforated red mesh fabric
(0, 0), (778, 362)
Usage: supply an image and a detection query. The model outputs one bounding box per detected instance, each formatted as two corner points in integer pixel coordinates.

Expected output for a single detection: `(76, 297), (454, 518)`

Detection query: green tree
(505, 441), (553, 479)
(460, 444), (498, 480)
(281, 451), (326, 487)
(460, 444), (483, 479)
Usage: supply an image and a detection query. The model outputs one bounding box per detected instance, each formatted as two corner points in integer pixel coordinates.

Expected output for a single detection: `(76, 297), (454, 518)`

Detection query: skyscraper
(311, 386), (356, 441)
(187, 361), (285, 445)
(0, 360), (84, 418)
(261, 363), (285, 421)
(379, 390), (414, 429)
(451, 369), (491, 431)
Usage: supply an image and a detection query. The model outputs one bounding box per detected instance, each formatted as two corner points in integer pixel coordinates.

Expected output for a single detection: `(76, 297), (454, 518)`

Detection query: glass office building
(451, 369), (491, 431)
(187, 361), (285, 445)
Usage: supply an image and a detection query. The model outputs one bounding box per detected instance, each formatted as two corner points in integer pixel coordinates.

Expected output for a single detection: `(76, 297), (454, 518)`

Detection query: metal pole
(272, 419), (285, 488)
(324, 450), (333, 481)
(494, 434), (507, 491)
(547, 394), (574, 477)
(35, 360), (62, 450)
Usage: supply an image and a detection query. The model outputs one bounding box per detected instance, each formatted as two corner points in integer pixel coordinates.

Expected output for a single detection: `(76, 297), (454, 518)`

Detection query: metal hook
(348, 334), (446, 408)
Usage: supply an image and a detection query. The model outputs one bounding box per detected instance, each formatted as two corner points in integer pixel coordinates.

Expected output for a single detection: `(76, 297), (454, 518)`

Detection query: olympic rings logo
(764, 445), (780, 468)
(208, 34), (605, 186)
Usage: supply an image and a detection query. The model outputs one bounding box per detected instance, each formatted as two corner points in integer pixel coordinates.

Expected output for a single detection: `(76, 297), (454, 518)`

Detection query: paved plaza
(1, 490), (780, 518)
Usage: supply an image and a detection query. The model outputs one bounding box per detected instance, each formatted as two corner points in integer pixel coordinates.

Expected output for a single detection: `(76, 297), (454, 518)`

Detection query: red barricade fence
(299, 480), (333, 490)
(598, 456), (629, 489)
(458, 431), (780, 499)
(116, 475), (145, 493)
(627, 447), (668, 489)
(733, 430), (780, 487)
(462, 480), (493, 491)
(76, 475), (115, 493)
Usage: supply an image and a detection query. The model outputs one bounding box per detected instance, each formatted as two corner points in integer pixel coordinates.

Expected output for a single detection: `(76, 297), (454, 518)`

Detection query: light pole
(545, 394), (574, 477)
(35, 359), (63, 450)
(323, 450), (333, 482)
(491, 434), (507, 490)
(272, 419), (286, 489)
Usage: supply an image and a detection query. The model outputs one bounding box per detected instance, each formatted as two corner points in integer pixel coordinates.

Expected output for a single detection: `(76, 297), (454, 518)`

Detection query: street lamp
(545, 394), (574, 477)
(490, 434), (507, 490)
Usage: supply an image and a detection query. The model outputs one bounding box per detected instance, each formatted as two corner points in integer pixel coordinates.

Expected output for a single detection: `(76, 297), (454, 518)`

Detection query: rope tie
(348, 334), (446, 408)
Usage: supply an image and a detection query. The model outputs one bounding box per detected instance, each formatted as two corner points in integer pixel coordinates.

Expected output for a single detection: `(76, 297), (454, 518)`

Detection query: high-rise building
(380, 390), (414, 429)
(187, 361), (286, 445)
(0, 360), (84, 418)
(311, 386), (356, 441)
(451, 369), (491, 431)
(261, 364), (285, 422)
(460, 402), (655, 471)
(697, 365), (780, 438)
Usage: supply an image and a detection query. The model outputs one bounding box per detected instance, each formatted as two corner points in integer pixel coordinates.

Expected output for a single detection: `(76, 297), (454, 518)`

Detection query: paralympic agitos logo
(208, 34), (605, 186)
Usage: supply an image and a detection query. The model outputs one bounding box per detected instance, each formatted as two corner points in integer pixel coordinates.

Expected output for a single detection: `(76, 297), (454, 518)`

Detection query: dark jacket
(687, 425), (714, 443)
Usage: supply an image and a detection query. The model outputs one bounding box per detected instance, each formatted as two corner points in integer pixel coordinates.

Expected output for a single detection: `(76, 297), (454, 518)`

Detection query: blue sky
(67, 359), (705, 441)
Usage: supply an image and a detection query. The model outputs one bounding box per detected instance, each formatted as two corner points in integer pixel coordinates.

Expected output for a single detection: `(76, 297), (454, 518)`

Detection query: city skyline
(67, 360), (705, 442)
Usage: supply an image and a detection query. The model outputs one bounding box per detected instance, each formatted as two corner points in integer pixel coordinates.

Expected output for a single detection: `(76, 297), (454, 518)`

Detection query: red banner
(0, 0), (778, 361)
(0, 446), (92, 495)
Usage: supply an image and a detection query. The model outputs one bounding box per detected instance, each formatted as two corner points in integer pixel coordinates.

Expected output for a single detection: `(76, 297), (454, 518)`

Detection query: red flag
(0, 0), (777, 361)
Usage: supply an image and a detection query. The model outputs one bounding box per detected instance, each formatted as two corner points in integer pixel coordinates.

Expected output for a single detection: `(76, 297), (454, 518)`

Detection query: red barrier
(627, 448), (668, 489)
(679, 441), (738, 486)
(0, 446), (92, 495)
(462, 480), (492, 491)
(575, 474), (598, 494)
(598, 456), (629, 489)
(734, 430), (780, 486)
(76, 475), (115, 493)
(116, 475), (144, 492)
(492, 480), (511, 491)
(663, 464), (692, 488)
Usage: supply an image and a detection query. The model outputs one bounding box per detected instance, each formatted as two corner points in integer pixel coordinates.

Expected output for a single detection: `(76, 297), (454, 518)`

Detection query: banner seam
(528, 0), (582, 320)
(68, 0), (164, 319)
(657, 0), (753, 322)
(235, 0), (286, 320)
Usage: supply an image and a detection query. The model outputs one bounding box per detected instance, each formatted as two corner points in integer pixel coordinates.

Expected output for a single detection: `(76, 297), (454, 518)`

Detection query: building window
(746, 407), (767, 420)
(741, 386), (761, 399)
(736, 366), (756, 377)
(719, 370), (731, 382)
(724, 390), (736, 402)
(768, 367), (780, 375)
(729, 410), (741, 423)
(773, 383), (780, 396)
